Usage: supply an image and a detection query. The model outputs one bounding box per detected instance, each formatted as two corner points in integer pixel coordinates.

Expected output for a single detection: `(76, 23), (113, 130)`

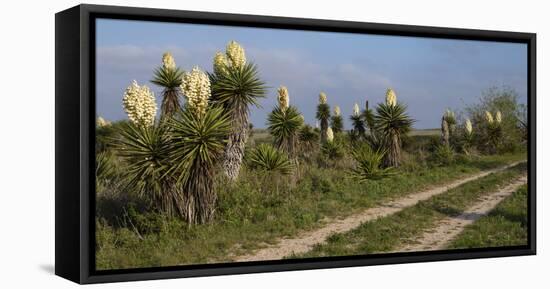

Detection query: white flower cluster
(213, 52), (229, 75)
(485, 111), (494, 124)
(495, 111), (502, 124)
(326, 127), (334, 143)
(353, 103), (360, 117)
(334, 106), (341, 117)
(319, 92), (327, 104)
(181, 67), (211, 118)
(226, 41), (246, 69)
(277, 86), (289, 111)
(445, 109), (455, 120)
(386, 88), (397, 107)
(122, 80), (157, 127)
(162, 52), (176, 71)
(96, 116), (110, 128)
(465, 118), (473, 135)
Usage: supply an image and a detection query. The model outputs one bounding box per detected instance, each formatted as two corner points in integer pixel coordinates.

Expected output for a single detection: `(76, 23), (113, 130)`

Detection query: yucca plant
(461, 118), (474, 154)
(168, 67), (232, 224)
(299, 124), (320, 156)
(330, 105), (344, 134)
(431, 144), (455, 166)
(349, 144), (394, 183)
(151, 52), (184, 118)
(316, 92), (331, 143)
(441, 109), (456, 146)
(209, 41), (267, 181)
(247, 143), (294, 175)
(374, 88), (414, 167)
(350, 103), (365, 143)
(267, 86), (303, 159)
(362, 99), (376, 134)
(116, 122), (178, 216)
(321, 128), (344, 161)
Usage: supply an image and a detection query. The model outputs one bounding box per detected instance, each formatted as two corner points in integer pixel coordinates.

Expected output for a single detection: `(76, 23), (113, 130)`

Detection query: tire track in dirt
(233, 161), (524, 262)
(396, 175), (527, 252)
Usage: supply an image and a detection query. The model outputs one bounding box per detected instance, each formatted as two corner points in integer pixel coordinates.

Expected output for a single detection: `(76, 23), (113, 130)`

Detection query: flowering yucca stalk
(277, 86), (289, 112)
(374, 88), (414, 167)
(362, 99), (376, 136)
(495, 110), (502, 124)
(209, 40), (267, 181)
(268, 87), (303, 159)
(485, 110), (494, 124)
(326, 127), (334, 143)
(151, 52), (184, 118)
(465, 118), (473, 136)
(180, 67), (210, 118)
(316, 92), (331, 143)
(122, 80), (157, 127)
(385, 88), (397, 107)
(330, 105), (344, 134)
(350, 103), (366, 143)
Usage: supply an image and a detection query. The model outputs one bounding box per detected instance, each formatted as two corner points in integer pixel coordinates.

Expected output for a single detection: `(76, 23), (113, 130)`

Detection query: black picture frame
(55, 4), (537, 284)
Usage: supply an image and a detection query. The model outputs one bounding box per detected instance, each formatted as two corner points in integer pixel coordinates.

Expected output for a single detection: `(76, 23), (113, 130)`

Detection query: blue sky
(96, 18), (527, 129)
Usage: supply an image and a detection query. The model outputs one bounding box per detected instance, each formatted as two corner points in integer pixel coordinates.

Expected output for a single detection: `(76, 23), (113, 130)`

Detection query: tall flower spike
(181, 67), (211, 118)
(213, 52), (229, 75)
(326, 127), (334, 143)
(277, 86), (289, 111)
(495, 111), (502, 124)
(122, 80), (157, 127)
(353, 103), (360, 117)
(319, 92), (327, 104)
(334, 106), (341, 117)
(485, 111), (494, 124)
(465, 118), (473, 135)
(226, 41), (246, 69)
(386, 88), (397, 107)
(162, 52), (176, 71)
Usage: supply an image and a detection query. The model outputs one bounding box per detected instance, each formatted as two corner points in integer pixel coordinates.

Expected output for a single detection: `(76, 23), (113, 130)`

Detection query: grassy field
(291, 163), (526, 258)
(449, 185), (528, 248)
(96, 153), (525, 269)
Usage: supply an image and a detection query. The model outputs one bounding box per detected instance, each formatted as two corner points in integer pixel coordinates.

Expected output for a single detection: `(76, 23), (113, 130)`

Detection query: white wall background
(0, 0), (546, 287)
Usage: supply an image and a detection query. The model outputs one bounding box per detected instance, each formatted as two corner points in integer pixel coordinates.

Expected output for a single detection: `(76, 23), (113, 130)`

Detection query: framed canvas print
(55, 4), (536, 284)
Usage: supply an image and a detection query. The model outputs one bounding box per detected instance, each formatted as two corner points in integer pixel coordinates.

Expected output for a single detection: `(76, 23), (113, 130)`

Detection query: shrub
(349, 144), (395, 183)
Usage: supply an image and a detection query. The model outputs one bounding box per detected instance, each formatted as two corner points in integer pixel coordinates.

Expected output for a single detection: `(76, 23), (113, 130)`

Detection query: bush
(430, 145), (455, 166)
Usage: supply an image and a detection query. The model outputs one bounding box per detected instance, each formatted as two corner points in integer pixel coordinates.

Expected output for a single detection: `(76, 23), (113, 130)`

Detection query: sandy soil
(233, 161), (523, 262)
(396, 175), (527, 252)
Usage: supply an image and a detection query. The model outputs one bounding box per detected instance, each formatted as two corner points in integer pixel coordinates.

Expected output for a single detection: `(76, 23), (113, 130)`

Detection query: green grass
(96, 153), (525, 270)
(291, 163), (526, 258)
(448, 185), (528, 249)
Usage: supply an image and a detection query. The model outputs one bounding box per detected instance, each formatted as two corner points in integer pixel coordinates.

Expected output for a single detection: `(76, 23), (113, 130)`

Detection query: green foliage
(330, 115), (344, 134)
(349, 145), (395, 183)
(431, 144), (455, 166)
(152, 66), (185, 117)
(299, 124), (320, 154)
(465, 86), (524, 154)
(316, 103), (331, 142)
(267, 106), (303, 157)
(247, 144), (294, 175)
(349, 114), (365, 142)
(321, 140), (344, 161)
(210, 63), (267, 109)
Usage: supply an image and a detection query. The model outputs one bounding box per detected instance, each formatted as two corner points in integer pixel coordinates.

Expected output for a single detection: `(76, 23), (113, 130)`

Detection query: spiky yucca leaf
(349, 114), (365, 142)
(96, 151), (116, 184)
(116, 122), (178, 215)
(267, 105), (303, 157)
(210, 63), (267, 108)
(247, 144), (294, 175)
(331, 115), (344, 134)
(167, 107), (231, 184)
(151, 66), (184, 117)
(350, 144), (395, 182)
